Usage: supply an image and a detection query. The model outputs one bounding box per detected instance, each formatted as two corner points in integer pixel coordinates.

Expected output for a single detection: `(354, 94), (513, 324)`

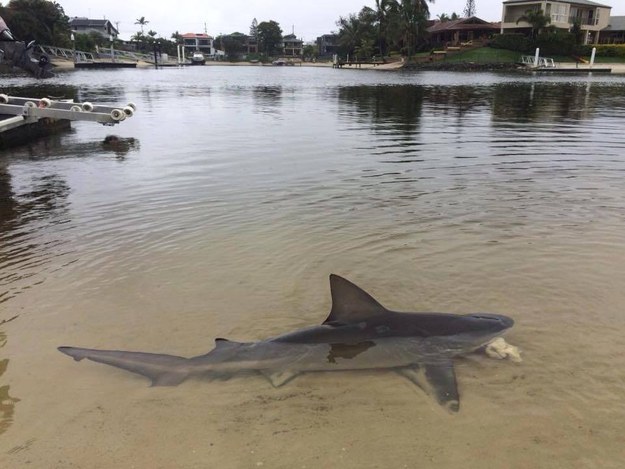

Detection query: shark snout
(469, 313), (514, 330)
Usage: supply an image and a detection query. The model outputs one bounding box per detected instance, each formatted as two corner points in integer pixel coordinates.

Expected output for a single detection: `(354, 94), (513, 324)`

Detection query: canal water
(1, 66), (625, 468)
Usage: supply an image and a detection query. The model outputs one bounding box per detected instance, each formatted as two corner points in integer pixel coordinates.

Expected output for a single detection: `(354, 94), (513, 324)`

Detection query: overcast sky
(56, 0), (625, 42)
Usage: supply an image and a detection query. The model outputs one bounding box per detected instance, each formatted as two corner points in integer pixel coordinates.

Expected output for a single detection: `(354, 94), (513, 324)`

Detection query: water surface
(1, 67), (625, 468)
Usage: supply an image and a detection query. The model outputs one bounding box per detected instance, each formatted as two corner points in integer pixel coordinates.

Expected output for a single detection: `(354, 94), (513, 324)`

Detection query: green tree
(171, 31), (182, 43)
(217, 32), (247, 60)
(336, 7), (376, 57)
(355, 37), (375, 59)
(134, 16), (149, 34)
(438, 11), (461, 21)
(374, 0), (395, 55)
(303, 43), (316, 59)
(335, 0), (433, 59)
(393, 0), (431, 58)
(570, 19), (584, 45)
(463, 0), (476, 18)
(74, 31), (108, 52)
(0, 0), (71, 46)
(249, 18), (258, 39)
(257, 20), (282, 56)
(516, 8), (551, 38)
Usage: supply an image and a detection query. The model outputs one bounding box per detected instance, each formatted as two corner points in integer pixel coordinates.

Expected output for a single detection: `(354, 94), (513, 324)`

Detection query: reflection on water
(101, 136), (139, 158)
(253, 86), (283, 115)
(0, 130), (139, 304)
(1, 68), (625, 466)
(0, 84), (77, 101)
(0, 330), (20, 435)
(491, 82), (600, 121)
(0, 166), (71, 304)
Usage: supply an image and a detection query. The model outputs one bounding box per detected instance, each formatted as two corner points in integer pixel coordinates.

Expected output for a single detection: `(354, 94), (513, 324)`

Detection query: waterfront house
(282, 34), (303, 57)
(427, 17), (501, 45)
(599, 15), (625, 43)
(181, 33), (220, 59)
(316, 34), (339, 57)
(500, 0), (612, 44)
(247, 35), (259, 55)
(69, 17), (119, 40)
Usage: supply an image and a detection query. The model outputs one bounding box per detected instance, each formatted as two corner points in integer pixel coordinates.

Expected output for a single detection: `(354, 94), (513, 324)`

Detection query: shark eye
(471, 315), (499, 321)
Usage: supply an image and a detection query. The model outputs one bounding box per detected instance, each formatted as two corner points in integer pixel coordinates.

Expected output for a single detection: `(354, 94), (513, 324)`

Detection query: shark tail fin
(58, 346), (190, 386)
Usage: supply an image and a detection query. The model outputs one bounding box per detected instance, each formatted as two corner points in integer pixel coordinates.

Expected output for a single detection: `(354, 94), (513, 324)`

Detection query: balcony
(569, 16), (598, 26)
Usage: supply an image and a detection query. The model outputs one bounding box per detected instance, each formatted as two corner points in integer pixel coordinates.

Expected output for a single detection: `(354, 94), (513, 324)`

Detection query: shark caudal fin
(58, 346), (190, 386)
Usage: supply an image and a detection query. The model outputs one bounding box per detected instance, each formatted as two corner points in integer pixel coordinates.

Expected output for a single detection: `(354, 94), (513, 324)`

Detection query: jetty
(333, 58), (386, 69)
(519, 52), (612, 74)
(0, 94), (136, 150)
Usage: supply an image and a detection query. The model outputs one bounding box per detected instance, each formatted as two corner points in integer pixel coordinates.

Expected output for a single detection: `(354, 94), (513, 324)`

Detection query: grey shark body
(59, 274), (514, 412)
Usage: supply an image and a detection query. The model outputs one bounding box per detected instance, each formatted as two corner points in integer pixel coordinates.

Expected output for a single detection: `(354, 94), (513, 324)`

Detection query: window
(551, 4), (568, 23)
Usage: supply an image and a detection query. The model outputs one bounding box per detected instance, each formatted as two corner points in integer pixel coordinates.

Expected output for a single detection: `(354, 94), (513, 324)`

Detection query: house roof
(427, 17), (501, 33)
(69, 17), (119, 34)
(604, 16), (625, 31)
(283, 34), (303, 44)
(182, 33), (213, 39)
(502, 0), (611, 8)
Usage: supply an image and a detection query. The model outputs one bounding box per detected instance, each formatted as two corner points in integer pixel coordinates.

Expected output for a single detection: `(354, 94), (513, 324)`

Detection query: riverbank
(405, 60), (625, 74)
(49, 58), (625, 74)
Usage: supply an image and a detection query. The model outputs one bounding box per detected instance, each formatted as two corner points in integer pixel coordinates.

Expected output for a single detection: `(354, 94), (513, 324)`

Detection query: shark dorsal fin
(214, 338), (241, 350)
(323, 274), (388, 324)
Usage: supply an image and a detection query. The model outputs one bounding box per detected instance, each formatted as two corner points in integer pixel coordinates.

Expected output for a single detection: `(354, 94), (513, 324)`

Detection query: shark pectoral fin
(397, 362), (460, 413)
(260, 369), (299, 387)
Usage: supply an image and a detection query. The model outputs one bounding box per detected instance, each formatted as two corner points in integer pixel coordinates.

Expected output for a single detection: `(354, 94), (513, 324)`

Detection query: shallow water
(1, 66), (625, 468)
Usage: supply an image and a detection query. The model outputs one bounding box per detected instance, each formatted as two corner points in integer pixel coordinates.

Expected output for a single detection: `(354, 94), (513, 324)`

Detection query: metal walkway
(0, 94), (136, 131)
(34, 44), (170, 64)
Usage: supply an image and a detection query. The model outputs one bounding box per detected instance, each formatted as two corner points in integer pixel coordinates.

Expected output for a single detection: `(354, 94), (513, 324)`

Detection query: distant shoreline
(49, 59), (625, 74)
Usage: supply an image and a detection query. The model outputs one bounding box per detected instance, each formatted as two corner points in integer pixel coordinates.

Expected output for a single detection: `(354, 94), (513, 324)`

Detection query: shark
(59, 274), (515, 412)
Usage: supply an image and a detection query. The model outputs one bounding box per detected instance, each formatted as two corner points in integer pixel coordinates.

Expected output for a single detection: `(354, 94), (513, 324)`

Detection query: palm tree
(516, 9), (551, 38)
(374, 0), (395, 55)
(336, 7), (376, 58)
(171, 31), (182, 43)
(336, 14), (362, 57)
(134, 16), (149, 34)
(394, 0), (431, 59)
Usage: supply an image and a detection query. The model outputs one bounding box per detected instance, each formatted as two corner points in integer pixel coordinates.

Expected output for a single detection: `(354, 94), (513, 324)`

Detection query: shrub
(534, 30), (577, 55)
(578, 44), (625, 58)
(489, 33), (532, 53)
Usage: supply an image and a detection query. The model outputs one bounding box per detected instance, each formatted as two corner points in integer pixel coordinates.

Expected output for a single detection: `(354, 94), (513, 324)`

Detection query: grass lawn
(442, 47), (521, 63)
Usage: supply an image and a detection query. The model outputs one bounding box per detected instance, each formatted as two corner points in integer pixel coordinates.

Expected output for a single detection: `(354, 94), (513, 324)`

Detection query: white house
(500, 0), (611, 44)
(69, 17), (119, 40)
(181, 33), (218, 58)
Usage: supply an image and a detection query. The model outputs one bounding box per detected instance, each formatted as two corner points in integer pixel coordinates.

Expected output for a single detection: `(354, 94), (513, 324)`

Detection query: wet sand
(2, 237), (625, 468)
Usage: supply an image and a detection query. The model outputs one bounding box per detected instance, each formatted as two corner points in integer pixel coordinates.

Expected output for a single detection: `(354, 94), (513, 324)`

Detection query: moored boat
(190, 52), (205, 65)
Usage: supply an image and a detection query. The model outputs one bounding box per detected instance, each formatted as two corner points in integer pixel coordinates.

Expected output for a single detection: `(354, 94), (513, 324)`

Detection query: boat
(190, 52), (205, 65)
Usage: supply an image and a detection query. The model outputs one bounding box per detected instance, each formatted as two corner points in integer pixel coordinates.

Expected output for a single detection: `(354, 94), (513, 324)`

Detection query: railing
(505, 14), (598, 26)
(34, 45), (95, 62)
(34, 45), (180, 65)
(568, 16), (598, 26)
(520, 55), (556, 68)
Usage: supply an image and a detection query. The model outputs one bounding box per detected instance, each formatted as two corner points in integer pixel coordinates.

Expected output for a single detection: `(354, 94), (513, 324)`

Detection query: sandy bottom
(2, 255), (625, 468)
